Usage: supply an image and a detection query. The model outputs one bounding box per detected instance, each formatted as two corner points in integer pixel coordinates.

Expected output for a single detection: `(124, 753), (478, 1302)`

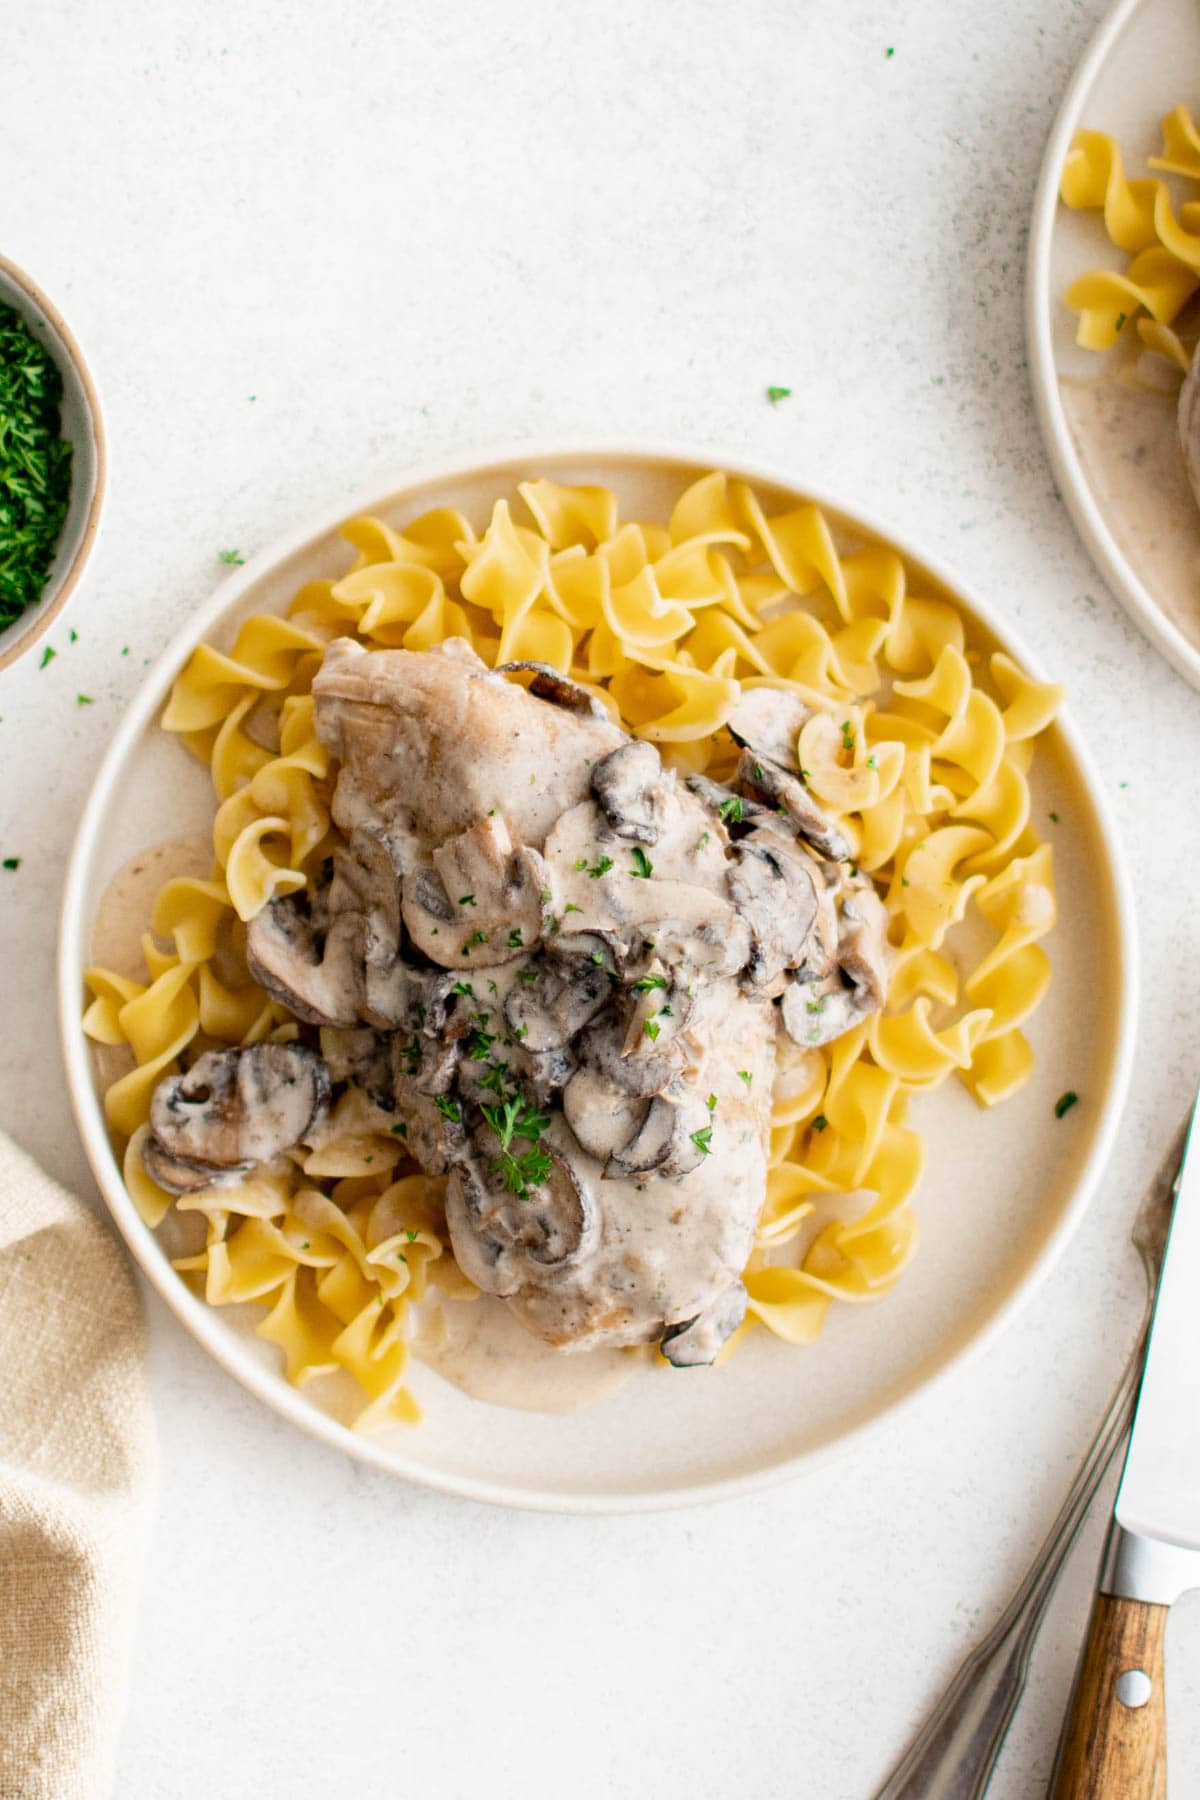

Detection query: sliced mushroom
(684, 770), (768, 829)
(606, 1092), (711, 1179)
(726, 686), (811, 769)
(521, 1044), (579, 1102)
(394, 1090), (466, 1177)
(494, 660), (609, 719)
(328, 828), (411, 1028)
(579, 1008), (677, 1099)
(319, 1025), (395, 1110)
(392, 1030), (461, 1098)
(590, 739), (665, 844)
(660, 1280), (748, 1367)
(401, 816), (547, 969)
(148, 1044), (331, 1184)
(737, 750), (850, 863)
(562, 1064), (649, 1160)
(504, 959), (610, 1050)
(728, 829), (819, 990)
(779, 883), (891, 1046)
(245, 889), (362, 1026)
(445, 1135), (596, 1296)
(838, 885), (891, 1011)
(141, 1137), (239, 1196)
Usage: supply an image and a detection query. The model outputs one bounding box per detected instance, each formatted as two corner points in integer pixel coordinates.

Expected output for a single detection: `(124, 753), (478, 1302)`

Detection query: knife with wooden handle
(1052, 1093), (1200, 1799)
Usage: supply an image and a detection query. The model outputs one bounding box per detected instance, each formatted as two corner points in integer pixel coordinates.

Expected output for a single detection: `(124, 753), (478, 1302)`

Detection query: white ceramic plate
(1028, 0), (1200, 691)
(58, 443), (1137, 1513)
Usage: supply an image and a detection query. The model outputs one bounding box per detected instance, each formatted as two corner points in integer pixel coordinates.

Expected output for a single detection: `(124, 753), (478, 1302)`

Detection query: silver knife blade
(1116, 1093), (1200, 1552)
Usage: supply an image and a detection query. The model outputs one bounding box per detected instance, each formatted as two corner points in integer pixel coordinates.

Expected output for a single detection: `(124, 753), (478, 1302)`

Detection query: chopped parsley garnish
(390, 1122), (408, 1138)
(643, 1017), (661, 1042)
(68, 627), (77, 642)
(690, 1125), (713, 1155)
(812, 1114), (828, 1132)
(540, 888), (552, 903)
(462, 929), (489, 953)
(766, 385), (792, 405)
(398, 1041), (421, 1075)
(517, 967), (538, 984)
(450, 980), (475, 998)
(706, 1094), (717, 1112)
(433, 1095), (462, 1122)
(901, 877), (910, 888)
(480, 1095), (553, 1198)
(840, 720), (854, 751)
(405, 1229), (418, 1242)
(737, 1070), (752, 1086)
(2, 856), (19, 870)
(1114, 311), (1127, 332)
(590, 950), (605, 965)
(867, 754), (878, 770)
(76, 693), (93, 705)
(718, 796), (743, 825)
(633, 972), (668, 992)
(695, 831), (711, 849)
(1055, 1091), (1079, 1119)
(0, 303), (73, 630)
(39, 645), (55, 669)
(1049, 810), (1059, 823)
(466, 1029), (496, 1060)
(507, 927), (524, 948)
(629, 847), (653, 878)
(564, 902), (582, 914)
(577, 852), (614, 878)
(458, 893), (476, 906)
(885, 44), (894, 57)
(218, 549), (245, 565)
(806, 996), (827, 1014)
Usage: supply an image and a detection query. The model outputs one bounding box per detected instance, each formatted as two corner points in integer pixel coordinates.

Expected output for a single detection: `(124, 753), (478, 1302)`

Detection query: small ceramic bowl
(0, 254), (106, 673)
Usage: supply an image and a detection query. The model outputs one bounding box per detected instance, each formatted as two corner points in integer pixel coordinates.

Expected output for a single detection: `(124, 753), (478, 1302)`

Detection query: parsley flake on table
(2, 857), (19, 870)
(39, 645), (55, 669)
(1055, 1091), (1079, 1119)
(766, 385), (792, 405)
(218, 549), (245, 565)
(76, 693), (93, 705)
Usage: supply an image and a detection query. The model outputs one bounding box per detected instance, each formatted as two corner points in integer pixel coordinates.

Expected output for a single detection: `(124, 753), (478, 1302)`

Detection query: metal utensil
(1052, 1092), (1200, 1796)
(875, 1116), (1190, 1800)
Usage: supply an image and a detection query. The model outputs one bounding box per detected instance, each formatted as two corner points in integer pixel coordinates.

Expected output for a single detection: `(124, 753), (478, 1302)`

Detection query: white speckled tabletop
(3, 2), (1199, 1795)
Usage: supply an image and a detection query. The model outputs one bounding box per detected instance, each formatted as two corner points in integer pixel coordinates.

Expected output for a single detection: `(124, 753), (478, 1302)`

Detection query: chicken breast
(151, 639), (890, 1366)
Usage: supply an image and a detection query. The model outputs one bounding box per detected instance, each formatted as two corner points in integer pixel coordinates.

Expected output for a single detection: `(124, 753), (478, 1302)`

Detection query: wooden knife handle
(1051, 1591), (1168, 1798)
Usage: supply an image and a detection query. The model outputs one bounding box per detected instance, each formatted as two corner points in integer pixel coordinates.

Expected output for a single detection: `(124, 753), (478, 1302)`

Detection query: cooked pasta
(83, 473), (1062, 1426)
(1061, 106), (1200, 352)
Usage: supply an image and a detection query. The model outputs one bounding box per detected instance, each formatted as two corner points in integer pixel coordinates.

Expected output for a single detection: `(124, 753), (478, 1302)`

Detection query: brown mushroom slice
(404, 816), (547, 969)
(148, 1044), (331, 1175)
(606, 1092), (711, 1179)
(1180, 346), (1200, 509)
(562, 1064), (649, 1160)
(494, 660), (609, 719)
(445, 1140), (596, 1297)
(779, 885), (891, 1046)
(319, 1025), (396, 1110)
(504, 960), (610, 1050)
(392, 1030), (461, 1098)
(394, 1090), (466, 1177)
(245, 892), (363, 1027)
(838, 885), (891, 1011)
(590, 739), (665, 844)
(660, 1280), (748, 1368)
(328, 828), (413, 1028)
(728, 830), (819, 990)
(737, 750), (850, 863)
(727, 686), (813, 766)
(141, 1137), (245, 1197)
(579, 1008), (677, 1100)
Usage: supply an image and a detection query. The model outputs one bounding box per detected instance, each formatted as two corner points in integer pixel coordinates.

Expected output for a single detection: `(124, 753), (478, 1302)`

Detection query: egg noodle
(1061, 103), (1200, 365)
(82, 472), (1061, 1429)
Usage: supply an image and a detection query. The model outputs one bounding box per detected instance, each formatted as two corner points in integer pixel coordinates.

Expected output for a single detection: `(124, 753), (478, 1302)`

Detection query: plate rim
(1026, 0), (1200, 692)
(56, 437), (1140, 1514)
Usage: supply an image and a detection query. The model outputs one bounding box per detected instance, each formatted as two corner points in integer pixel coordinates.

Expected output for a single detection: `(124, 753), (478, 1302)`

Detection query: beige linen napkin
(0, 1132), (154, 1800)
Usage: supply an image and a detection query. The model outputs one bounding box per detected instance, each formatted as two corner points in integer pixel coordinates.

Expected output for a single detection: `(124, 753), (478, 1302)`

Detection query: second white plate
(1028, 0), (1200, 691)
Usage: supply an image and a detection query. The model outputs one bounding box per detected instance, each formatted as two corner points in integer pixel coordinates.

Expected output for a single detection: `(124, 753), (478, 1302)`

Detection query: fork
(873, 1119), (1188, 1800)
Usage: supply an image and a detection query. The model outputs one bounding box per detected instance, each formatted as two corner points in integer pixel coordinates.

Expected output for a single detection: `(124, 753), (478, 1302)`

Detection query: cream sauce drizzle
(412, 1293), (638, 1413)
(1059, 374), (1200, 655)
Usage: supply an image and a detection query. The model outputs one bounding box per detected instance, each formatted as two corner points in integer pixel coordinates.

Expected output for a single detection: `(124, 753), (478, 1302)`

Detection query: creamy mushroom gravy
(1059, 373), (1200, 655)
(412, 1293), (638, 1413)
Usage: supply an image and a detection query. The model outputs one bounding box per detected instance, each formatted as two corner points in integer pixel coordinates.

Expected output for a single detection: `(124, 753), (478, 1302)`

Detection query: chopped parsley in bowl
(0, 256), (105, 672)
(0, 300), (73, 632)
